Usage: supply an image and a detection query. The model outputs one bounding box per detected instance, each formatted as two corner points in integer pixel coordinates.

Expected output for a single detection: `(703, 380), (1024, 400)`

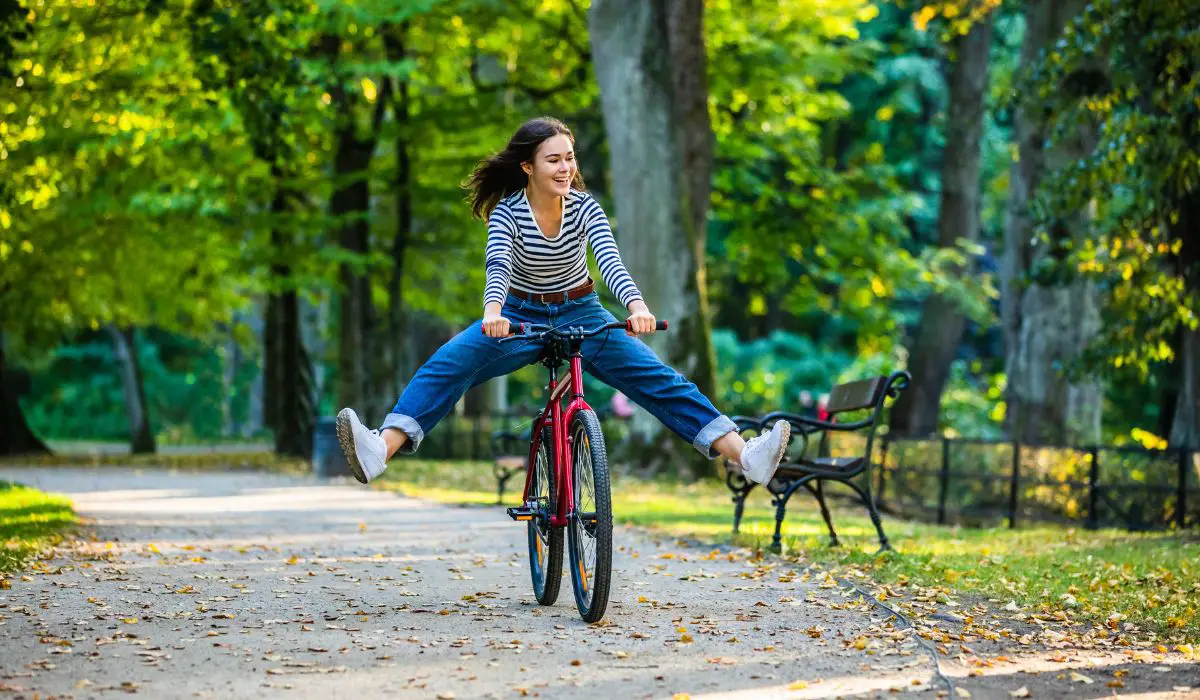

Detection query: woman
(336, 117), (790, 485)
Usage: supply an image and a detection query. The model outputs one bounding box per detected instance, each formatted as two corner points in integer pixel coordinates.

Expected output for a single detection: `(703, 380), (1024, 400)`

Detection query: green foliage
(1, 0), (259, 354)
(713, 329), (853, 415)
(708, 0), (925, 347)
(5, 0), (1195, 450)
(1023, 0), (1200, 380)
(21, 330), (259, 443)
(936, 360), (1006, 438)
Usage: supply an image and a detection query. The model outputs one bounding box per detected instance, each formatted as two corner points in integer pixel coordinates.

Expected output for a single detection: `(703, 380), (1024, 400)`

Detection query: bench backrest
(826, 376), (888, 415)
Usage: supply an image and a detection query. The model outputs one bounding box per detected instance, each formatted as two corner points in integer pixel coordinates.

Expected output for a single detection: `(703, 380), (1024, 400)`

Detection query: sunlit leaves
(1, 0), (260, 354)
(1023, 0), (1200, 382)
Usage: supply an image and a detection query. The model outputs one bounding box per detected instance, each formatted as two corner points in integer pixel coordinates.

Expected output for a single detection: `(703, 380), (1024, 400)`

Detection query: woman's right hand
(482, 306), (511, 338)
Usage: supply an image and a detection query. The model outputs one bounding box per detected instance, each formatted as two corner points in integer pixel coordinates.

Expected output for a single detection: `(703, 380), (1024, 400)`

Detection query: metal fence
(869, 436), (1199, 531)
(415, 414), (1199, 532)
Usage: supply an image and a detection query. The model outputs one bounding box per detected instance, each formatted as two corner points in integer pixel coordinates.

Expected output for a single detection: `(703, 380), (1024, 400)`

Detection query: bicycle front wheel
(527, 427), (563, 605)
(567, 409), (613, 623)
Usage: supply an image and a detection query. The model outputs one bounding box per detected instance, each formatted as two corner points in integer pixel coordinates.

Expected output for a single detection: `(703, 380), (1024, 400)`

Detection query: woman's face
(523, 133), (576, 198)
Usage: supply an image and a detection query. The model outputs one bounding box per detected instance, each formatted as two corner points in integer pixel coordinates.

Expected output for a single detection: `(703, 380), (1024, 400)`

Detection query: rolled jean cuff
(692, 414), (739, 459)
(379, 413), (424, 455)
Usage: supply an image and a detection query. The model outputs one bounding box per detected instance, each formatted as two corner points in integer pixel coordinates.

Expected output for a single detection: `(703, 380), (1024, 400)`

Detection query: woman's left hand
(626, 301), (657, 337)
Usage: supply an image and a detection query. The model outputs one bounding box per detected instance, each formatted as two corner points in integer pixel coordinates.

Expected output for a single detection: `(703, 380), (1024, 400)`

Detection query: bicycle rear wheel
(567, 409), (612, 623)
(527, 427), (563, 605)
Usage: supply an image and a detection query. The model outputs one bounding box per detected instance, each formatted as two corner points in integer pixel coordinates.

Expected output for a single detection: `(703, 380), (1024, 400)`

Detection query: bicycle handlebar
(492, 318), (669, 342)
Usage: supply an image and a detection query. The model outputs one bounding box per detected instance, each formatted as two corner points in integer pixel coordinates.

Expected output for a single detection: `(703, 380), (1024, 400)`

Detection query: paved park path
(1, 468), (1196, 699)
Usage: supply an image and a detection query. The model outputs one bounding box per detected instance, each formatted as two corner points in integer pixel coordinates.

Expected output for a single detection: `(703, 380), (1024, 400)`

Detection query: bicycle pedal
(506, 506), (537, 522)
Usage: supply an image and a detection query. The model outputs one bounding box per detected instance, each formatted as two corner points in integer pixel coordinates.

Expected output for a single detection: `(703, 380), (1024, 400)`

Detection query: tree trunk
(243, 300), (266, 439)
(1172, 328), (1200, 448)
(590, 0), (717, 477)
(1003, 0), (1102, 446)
(107, 325), (156, 454)
(220, 327), (238, 437)
(381, 22), (413, 421)
(1169, 189), (1200, 447)
(890, 16), (994, 437)
(0, 337), (49, 457)
(325, 32), (387, 421)
(332, 116), (376, 420)
(264, 185), (316, 458)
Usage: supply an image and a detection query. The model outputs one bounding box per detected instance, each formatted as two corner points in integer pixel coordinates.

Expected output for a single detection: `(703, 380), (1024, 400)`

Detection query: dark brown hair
(465, 116), (585, 219)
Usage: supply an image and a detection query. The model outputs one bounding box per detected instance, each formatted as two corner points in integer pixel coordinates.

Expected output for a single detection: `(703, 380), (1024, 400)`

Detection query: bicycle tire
(566, 409), (613, 623)
(527, 426), (563, 605)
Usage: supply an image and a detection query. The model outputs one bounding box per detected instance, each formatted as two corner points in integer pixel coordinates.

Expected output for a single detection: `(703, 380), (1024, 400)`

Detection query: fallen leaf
(955, 689), (972, 698)
(786, 680), (809, 690)
(1009, 687), (1030, 698)
(1069, 672), (1093, 684)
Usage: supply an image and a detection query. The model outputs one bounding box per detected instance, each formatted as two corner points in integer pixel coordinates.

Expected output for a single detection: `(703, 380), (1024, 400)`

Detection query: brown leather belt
(509, 280), (595, 304)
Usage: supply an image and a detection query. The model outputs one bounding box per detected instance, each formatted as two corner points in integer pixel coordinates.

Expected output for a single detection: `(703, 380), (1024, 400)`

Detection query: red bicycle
(500, 318), (668, 622)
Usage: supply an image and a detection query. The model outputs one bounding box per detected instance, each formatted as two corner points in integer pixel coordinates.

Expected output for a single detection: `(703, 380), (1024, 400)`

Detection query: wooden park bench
(723, 371), (911, 553)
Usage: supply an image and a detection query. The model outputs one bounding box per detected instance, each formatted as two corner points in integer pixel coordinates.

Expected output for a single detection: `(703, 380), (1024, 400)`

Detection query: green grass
(375, 459), (1199, 642)
(0, 481), (77, 578)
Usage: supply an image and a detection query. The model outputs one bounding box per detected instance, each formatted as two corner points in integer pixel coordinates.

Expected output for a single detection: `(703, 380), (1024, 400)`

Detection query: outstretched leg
(337, 303), (543, 483)
(572, 301), (782, 471)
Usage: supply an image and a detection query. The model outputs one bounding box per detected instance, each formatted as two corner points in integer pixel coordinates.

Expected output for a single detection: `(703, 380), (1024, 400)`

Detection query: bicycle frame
(520, 351), (592, 528)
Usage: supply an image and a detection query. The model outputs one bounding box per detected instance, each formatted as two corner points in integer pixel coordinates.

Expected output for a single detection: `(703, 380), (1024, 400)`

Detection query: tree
(1, 0), (257, 454)
(1025, 0), (1200, 446)
(589, 0), (716, 476)
(1002, 0), (1103, 445)
(107, 326), (155, 453)
(189, 0), (325, 457)
(890, 11), (995, 437)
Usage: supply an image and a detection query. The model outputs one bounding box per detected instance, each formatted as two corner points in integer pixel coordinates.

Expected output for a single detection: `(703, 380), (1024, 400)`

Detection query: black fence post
(1008, 441), (1021, 529)
(937, 437), (951, 525)
(1086, 446), (1100, 530)
(1179, 448), (1191, 530)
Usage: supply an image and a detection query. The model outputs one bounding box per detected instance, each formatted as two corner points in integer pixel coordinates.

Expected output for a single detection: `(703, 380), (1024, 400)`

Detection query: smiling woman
(0, 481), (76, 577)
(333, 116), (793, 491)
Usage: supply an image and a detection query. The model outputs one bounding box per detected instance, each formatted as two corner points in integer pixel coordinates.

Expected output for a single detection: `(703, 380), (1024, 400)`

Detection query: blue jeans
(381, 292), (738, 457)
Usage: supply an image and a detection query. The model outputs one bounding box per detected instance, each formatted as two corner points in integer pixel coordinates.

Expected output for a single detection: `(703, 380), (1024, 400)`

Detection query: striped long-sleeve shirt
(483, 189), (643, 309)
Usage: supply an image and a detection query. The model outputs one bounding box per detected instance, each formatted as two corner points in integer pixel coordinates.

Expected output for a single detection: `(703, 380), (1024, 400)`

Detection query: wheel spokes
(572, 426), (598, 603)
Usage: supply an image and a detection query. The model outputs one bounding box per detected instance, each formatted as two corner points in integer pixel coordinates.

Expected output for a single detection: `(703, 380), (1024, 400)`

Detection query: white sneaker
(740, 420), (791, 485)
(335, 407), (388, 484)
